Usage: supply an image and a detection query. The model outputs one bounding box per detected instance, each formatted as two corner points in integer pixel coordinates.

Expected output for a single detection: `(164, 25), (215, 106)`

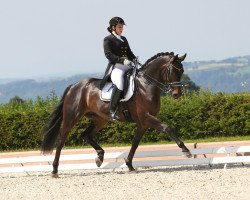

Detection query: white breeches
(111, 63), (130, 90)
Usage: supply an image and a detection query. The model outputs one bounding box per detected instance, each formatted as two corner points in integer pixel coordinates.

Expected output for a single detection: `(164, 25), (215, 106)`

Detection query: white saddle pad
(100, 71), (135, 102)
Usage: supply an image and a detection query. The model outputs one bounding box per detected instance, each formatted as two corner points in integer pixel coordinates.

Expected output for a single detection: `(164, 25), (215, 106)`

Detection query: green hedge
(0, 91), (249, 151)
(0, 96), (57, 150)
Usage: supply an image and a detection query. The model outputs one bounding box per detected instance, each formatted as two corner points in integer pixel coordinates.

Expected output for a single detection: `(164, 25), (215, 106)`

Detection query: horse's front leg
(125, 126), (147, 171)
(145, 114), (192, 158)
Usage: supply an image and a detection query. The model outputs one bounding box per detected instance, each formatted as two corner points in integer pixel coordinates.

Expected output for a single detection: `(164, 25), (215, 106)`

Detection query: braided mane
(140, 52), (174, 69)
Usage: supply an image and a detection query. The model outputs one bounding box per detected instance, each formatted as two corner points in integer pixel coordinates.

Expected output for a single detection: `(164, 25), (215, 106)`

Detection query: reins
(142, 72), (184, 93)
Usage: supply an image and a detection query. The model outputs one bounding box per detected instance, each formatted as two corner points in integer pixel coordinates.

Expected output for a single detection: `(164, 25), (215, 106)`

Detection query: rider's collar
(112, 31), (124, 42)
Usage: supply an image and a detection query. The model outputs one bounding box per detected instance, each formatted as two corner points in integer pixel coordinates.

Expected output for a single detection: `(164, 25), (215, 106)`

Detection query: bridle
(136, 61), (187, 94)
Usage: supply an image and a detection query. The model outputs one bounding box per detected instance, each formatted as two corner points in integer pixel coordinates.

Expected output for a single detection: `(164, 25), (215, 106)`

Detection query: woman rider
(100, 17), (137, 120)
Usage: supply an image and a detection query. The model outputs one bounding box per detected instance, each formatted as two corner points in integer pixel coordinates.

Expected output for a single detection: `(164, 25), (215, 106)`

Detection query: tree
(9, 96), (25, 104)
(181, 74), (200, 94)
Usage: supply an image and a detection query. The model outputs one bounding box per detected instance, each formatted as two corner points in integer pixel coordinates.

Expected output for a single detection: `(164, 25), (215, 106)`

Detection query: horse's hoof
(95, 157), (103, 167)
(51, 173), (59, 178)
(124, 158), (135, 171)
(128, 166), (136, 171)
(183, 151), (192, 158)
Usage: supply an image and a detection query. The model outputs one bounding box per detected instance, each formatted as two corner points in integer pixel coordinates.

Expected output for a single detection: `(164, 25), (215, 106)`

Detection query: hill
(0, 74), (102, 104)
(184, 55), (250, 93)
(0, 55), (249, 103)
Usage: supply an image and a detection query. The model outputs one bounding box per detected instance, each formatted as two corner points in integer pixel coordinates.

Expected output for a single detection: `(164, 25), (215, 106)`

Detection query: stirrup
(110, 108), (118, 121)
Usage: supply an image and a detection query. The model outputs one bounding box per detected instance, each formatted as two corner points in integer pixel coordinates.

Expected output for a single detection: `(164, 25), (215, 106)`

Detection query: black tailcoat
(100, 34), (136, 89)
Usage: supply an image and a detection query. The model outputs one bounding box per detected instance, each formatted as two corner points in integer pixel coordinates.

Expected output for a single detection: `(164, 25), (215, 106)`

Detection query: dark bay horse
(41, 52), (192, 177)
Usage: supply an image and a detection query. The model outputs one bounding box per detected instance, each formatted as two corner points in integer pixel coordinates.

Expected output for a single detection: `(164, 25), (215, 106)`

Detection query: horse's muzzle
(172, 88), (182, 99)
(172, 93), (182, 99)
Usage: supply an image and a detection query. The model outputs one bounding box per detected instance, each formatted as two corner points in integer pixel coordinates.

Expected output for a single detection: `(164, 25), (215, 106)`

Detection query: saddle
(100, 68), (136, 102)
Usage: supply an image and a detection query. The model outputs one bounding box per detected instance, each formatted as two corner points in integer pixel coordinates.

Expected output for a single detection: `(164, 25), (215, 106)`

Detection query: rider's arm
(103, 36), (125, 64)
(122, 37), (136, 61)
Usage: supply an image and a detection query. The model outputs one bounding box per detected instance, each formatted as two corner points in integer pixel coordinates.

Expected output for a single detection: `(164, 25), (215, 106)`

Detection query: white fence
(1, 146), (250, 174)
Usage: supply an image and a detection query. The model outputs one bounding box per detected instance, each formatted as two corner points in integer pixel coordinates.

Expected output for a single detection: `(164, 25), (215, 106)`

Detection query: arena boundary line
(1, 146), (250, 174)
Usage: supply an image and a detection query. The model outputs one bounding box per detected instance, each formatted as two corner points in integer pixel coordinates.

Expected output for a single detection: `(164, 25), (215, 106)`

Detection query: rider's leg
(109, 85), (122, 120)
(110, 63), (129, 120)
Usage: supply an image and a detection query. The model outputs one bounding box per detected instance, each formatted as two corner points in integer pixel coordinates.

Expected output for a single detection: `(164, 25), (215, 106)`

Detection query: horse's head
(162, 53), (186, 99)
(139, 52), (186, 99)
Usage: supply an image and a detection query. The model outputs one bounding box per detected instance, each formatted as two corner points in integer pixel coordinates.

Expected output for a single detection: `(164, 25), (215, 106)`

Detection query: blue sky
(0, 0), (250, 79)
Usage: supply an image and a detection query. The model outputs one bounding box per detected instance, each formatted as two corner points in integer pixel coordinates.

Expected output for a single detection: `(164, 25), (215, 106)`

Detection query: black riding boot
(109, 85), (122, 120)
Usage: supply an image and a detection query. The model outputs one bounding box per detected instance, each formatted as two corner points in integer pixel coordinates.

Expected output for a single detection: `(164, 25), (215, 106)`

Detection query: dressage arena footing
(1, 141), (250, 200)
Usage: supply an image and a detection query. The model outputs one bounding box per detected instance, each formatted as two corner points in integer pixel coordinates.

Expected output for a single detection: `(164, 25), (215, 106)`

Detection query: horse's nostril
(172, 93), (181, 99)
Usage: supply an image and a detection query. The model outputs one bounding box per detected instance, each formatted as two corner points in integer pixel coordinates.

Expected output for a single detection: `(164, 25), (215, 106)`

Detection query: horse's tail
(41, 84), (72, 154)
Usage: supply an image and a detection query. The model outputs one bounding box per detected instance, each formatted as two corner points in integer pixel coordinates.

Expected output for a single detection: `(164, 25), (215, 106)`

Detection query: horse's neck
(139, 59), (165, 81)
(135, 56), (170, 104)
(136, 61), (164, 97)
(135, 73), (162, 109)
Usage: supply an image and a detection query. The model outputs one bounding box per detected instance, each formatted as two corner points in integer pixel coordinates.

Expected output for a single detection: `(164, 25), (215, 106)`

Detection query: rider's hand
(124, 59), (135, 68)
(123, 59), (132, 66)
(133, 57), (142, 67)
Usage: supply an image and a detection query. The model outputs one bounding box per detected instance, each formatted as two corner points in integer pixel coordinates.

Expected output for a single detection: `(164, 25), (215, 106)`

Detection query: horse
(41, 52), (192, 177)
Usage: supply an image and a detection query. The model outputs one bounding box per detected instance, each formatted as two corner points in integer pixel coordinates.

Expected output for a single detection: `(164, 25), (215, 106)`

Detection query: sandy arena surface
(1, 165), (250, 200)
(1, 141), (250, 200)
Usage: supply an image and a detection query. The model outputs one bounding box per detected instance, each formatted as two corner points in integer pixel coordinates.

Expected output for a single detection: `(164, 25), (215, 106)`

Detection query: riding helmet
(109, 17), (126, 26)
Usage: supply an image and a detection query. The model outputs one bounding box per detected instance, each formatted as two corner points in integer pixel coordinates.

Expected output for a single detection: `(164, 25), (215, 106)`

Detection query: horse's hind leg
(52, 103), (84, 177)
(125, 125), (147, 171)
(81, 116), (107, 167)
(52, 125), (71, 177)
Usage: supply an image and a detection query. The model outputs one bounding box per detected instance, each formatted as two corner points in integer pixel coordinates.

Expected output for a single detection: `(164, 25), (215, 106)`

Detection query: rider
(101, 16), (137, 120)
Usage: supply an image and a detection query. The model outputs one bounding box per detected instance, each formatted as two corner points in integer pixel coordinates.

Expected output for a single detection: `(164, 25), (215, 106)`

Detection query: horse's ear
(178, 53), (187, 62)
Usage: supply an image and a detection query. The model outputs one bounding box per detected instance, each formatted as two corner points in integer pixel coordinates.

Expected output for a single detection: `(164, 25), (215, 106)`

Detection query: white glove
(123, 59), (132, 66)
